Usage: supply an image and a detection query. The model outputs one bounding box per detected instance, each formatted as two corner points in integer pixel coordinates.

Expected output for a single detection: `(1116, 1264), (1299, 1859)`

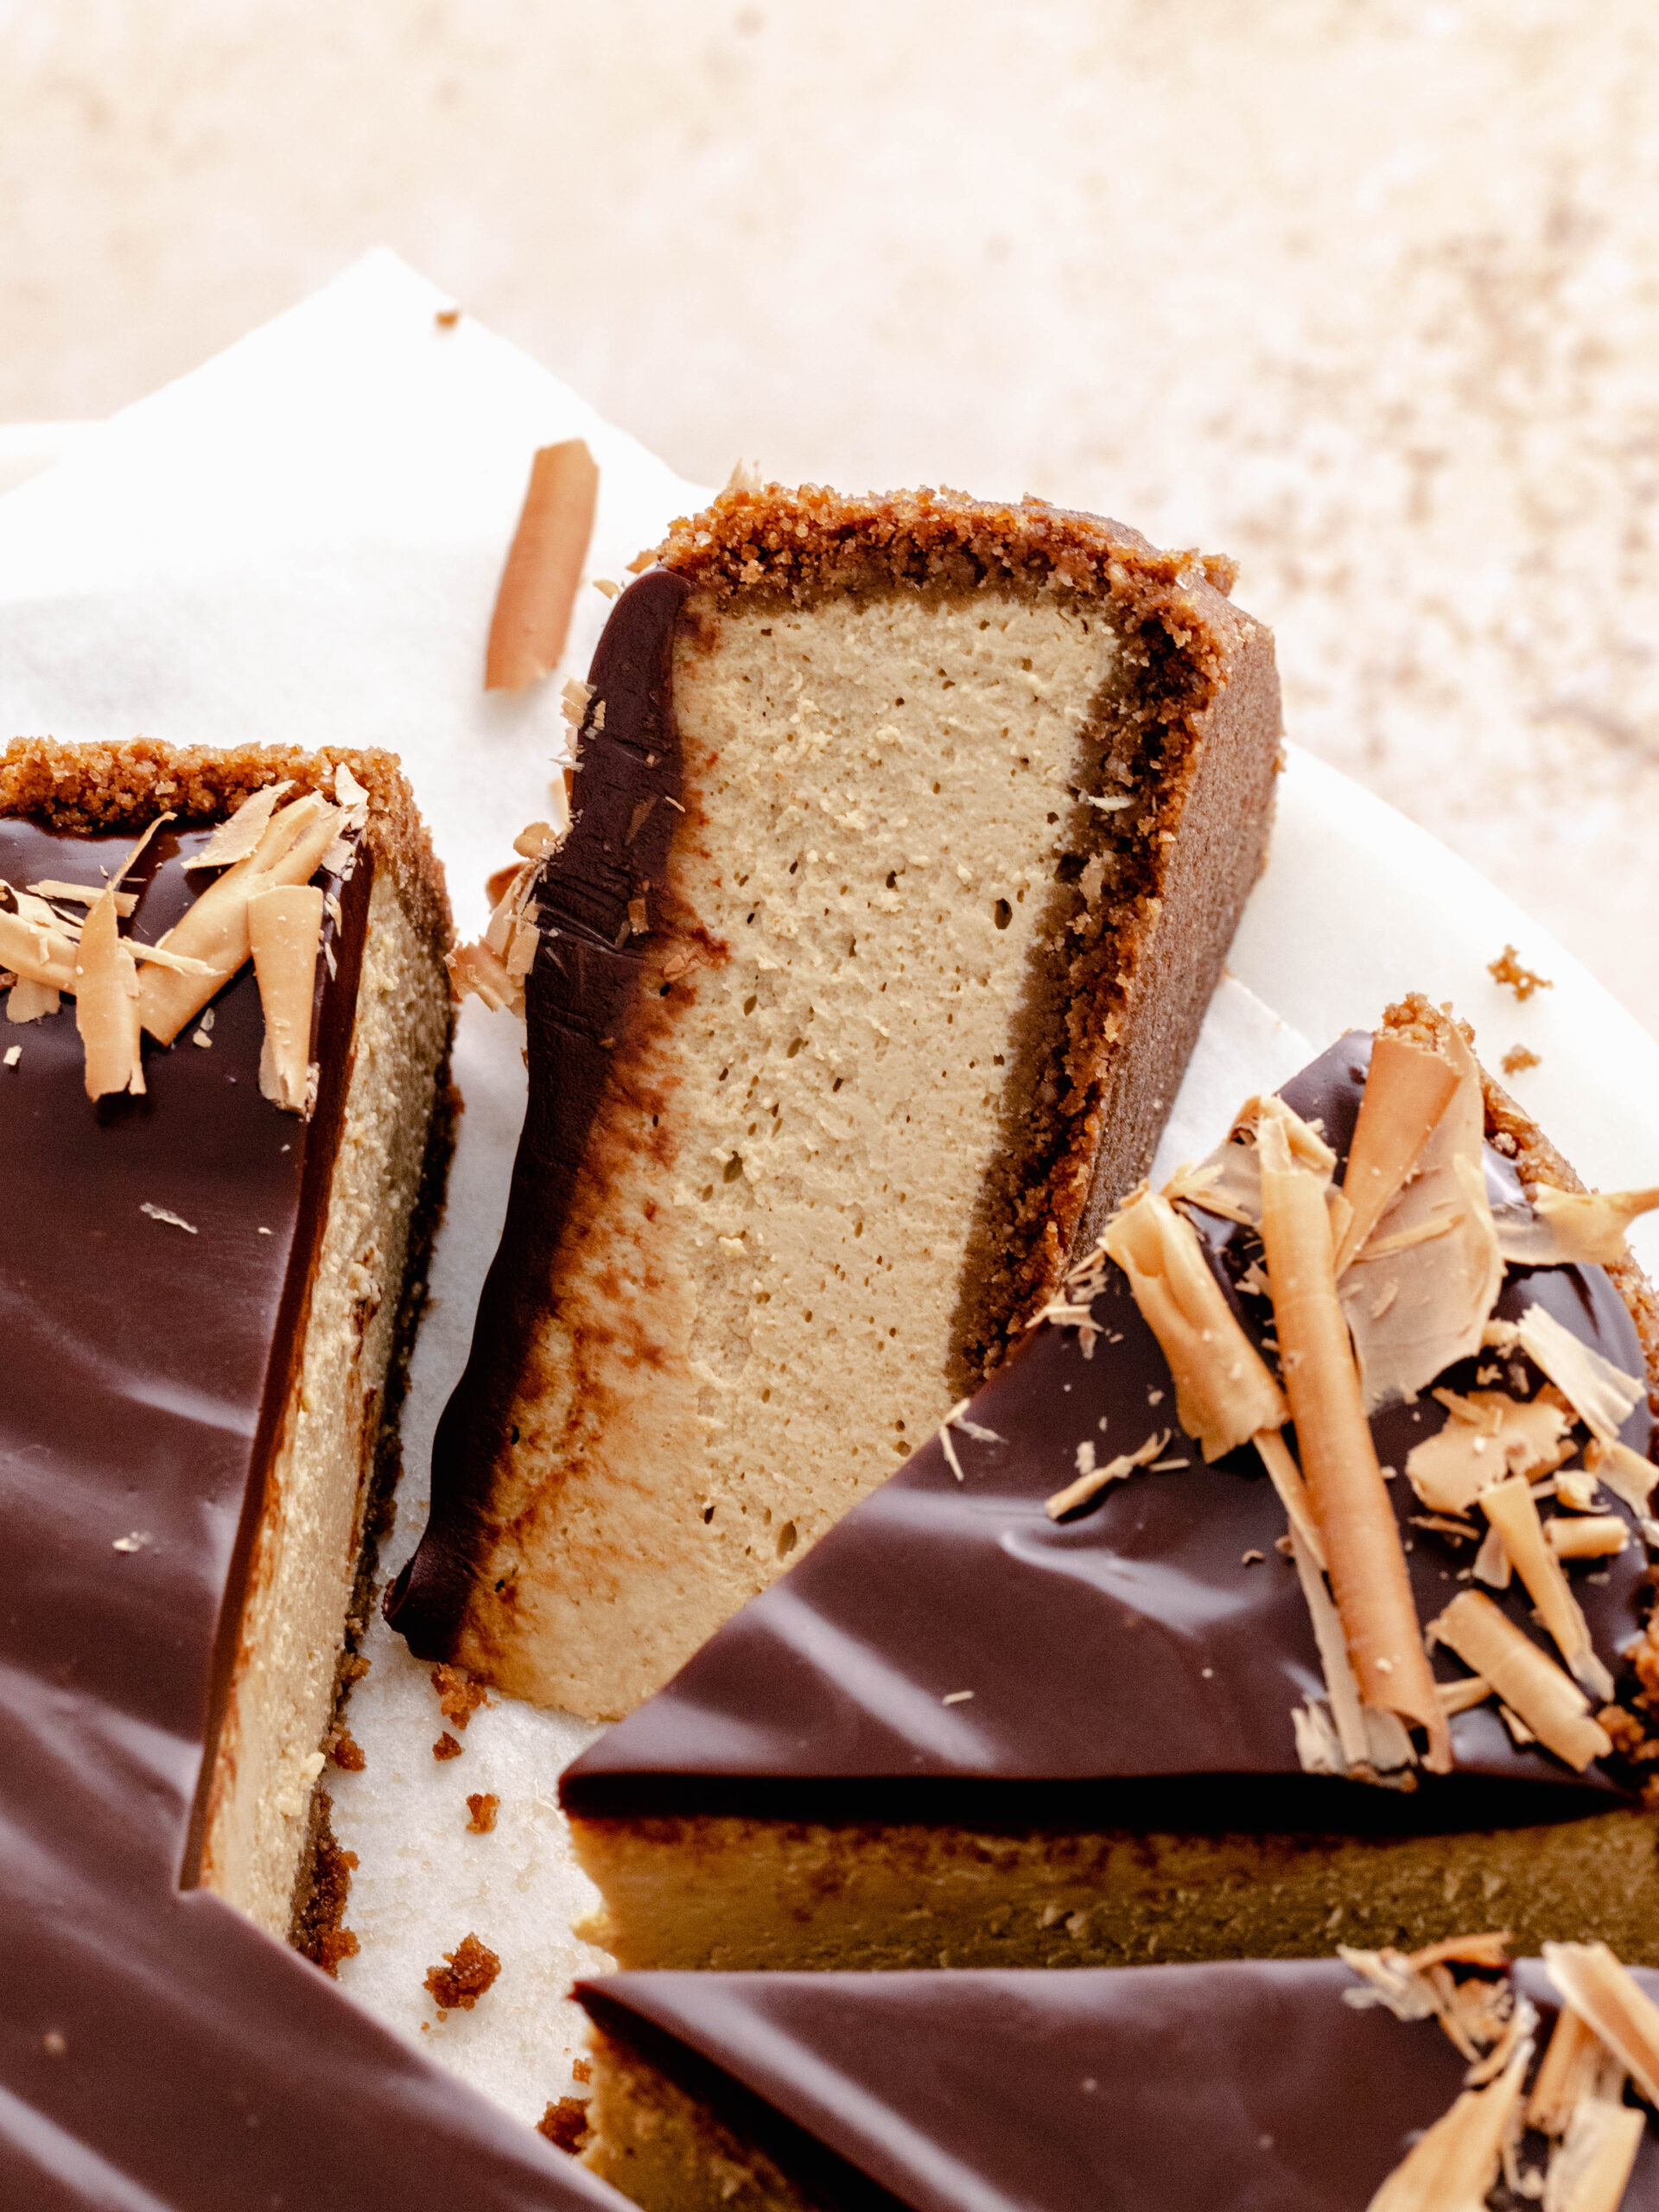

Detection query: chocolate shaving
(1543, 1943), (1659, 2110)
(73, 886), (143, 1101)
(1427, 1590), (1612, 1770)
(1339, 1023), (1503, 1413)
(1514, 1306), (1647, 1449)
(1256, 1101), (1450, 1770)
(248, 886), (324, 1114)
(1495, 1185), (1659, 1269)
(137, 792), (346, 1045)
(1364, 2034), (1531, 2212)
(1584, 1437), (1658, 1520)
(1332, 1029), (1459, 1274)
(1544, 2094), (1643, 2211)
(1288, 1526), (1414, 1781)
(1478, 1476), (1612, 1700)
(29, 880), (138, 916)
(1529, 2005), (1612, 2138)
(1547, 1516), (1629, 1560)
(1098, 1188), (1286, 1460)
(1045, 1429), (1170, 1519)
(183, 781), (294, 872)
(1405, 1389), (1573, 1516)
(484, 439), (600, 692)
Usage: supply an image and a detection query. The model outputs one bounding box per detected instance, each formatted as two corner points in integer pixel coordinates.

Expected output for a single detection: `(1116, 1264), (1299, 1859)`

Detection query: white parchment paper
(5, 251), (1659, 2130)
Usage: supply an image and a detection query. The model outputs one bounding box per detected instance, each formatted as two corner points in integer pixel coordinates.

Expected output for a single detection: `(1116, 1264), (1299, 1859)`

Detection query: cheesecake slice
(0, 738), (627, 2206)
(575, 1944), (1659, 2211)
(0, 734), (458, 1940)
(561, 1001), (1659, 1972)
(389, 484), (1282, 1720)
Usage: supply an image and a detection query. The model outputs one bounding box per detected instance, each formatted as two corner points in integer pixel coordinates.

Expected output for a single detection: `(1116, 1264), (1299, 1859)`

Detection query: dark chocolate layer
(563, 1033), (1656, 1826)
(388, 566), (691, 1654)
(579, 1959), (1659, 2212)
(0, 818), (610, 2208)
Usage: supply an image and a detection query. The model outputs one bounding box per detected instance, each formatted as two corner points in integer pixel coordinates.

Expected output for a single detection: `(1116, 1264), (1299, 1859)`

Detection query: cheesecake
(389, 484), (1282, 1719)
(561, 1000), (1659, 1973)
(0, 737), (616, 2207)
(575, 1940), (1659, 2210)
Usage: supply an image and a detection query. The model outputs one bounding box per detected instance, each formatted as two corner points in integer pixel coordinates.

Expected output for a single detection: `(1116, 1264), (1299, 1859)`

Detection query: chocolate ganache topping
(389, 566), (691, 1654)
(562, 1032), (1657, 1827)
(0, 817), (613, 2209)
(577, 1959), (1659, 2212)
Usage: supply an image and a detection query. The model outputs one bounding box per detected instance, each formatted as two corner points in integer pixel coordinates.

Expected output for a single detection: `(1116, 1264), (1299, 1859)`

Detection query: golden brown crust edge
(0, 734), (453, 959)
(1383, 993), (1659, 1418)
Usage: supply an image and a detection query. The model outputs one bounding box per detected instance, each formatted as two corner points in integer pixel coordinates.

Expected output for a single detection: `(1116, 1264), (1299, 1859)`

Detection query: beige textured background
(5, 0), (1658, 1028)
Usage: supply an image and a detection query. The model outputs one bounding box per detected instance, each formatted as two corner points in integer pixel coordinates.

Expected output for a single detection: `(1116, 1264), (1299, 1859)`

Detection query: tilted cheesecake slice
(390, 484), (1283, 1720)
(561, 1000), (1659, 1973)
(575, 1942), (1659, 2212)
(0, 737), (623, 2206)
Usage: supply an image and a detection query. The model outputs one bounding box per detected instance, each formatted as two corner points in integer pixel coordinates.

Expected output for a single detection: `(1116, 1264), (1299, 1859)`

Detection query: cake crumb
(423, 1932), (500, 2017)
(941, 1689), (974, 1706)
(1489, 944), (1552, 1002)
(41, 2031), (65, 2056)
(537, 2098), (591, 2154)
(1501, 1045), (1541, 1077)
(296, 1815), (360, 1979)
(435, 306), (461, 328)
(572, 2057), (592, 2085)
(432, 1731), (463, 1761)
(1242, 1548), (1265, 1566)
(431, 1662), (490, 1731)
(327, 1726), (365, 1772)
(466, 1792), (499, 1834)
(3, 1045), (18, 1067)
(111, 1531), (150, 1554)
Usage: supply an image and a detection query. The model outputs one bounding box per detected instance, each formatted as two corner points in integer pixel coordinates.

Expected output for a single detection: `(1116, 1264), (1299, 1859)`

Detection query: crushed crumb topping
(1490, 944), (1554, 1002)
(423, 1932), (501, 2018)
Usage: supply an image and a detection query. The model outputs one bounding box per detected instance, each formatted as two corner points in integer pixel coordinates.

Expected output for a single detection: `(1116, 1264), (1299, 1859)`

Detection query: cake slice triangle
(561, 1006), (1659, 1972)
(575, 1954), (1659, 2212)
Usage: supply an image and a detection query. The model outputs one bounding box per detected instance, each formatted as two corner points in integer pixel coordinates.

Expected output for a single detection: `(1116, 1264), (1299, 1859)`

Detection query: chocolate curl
(1478, 1476), (1614, 1700)
(485, 439), (601, 692)
(1256, 1102), (1451, 1771)
(137, 792), (345, 1045)
(1546, 1516), (1630, 1560)
(1099, 1188), (1286, 1461)
(1364, 2031), (1531, 2212)
(0, 901), (78, 993)
(248, 886), (324, 1114)
(1543, 1943), (1659, 2111)
(1427, 1590), (1612, 1771)
(1333, 1029), (1459, 1274)
(73, 887), (143, 1101)
(1497, 1183), (1659, 1269)
(182, 780), (295, 873)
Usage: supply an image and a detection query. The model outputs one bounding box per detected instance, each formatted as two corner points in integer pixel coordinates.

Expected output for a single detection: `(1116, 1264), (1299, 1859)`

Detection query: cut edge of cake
(390, 484), (1283, 1724)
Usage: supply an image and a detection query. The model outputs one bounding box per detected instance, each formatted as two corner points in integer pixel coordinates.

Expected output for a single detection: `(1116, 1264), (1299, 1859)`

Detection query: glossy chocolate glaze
(580, 1959), (1659, 2212)
(0, 818), (610, 2209)
(563, 1033), (1656, 1827)
(389, 567), (692, 1654)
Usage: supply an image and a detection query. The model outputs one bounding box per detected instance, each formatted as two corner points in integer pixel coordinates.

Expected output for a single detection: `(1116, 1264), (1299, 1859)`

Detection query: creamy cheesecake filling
(462, 590), (1141, 1717)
